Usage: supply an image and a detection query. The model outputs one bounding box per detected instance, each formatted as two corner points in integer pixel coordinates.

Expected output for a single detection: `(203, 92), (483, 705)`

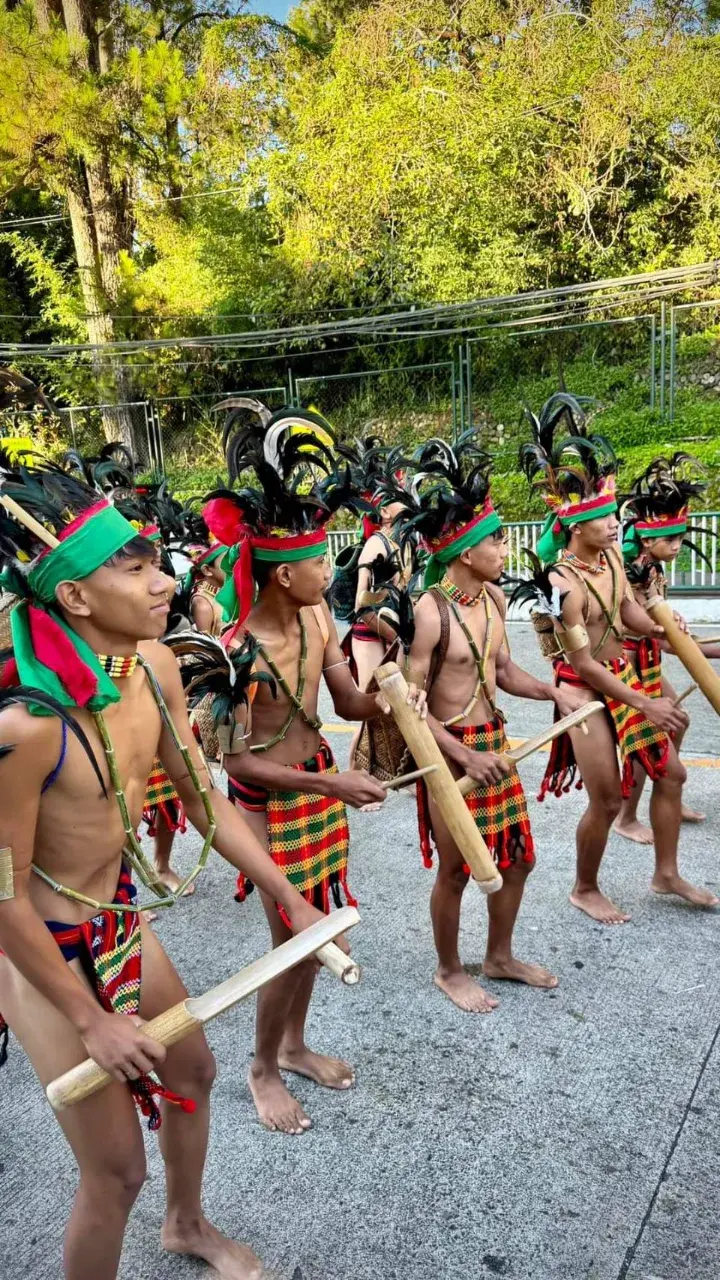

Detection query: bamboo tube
(457, 702), (604, 797)
(47, 906), (361, 1111)
(0, 493), (60, 548)
(374, 662), (502, 894)
(691, 634), (720, 645)
(645, 596), (720, 716)
(381, 765), (438, 791)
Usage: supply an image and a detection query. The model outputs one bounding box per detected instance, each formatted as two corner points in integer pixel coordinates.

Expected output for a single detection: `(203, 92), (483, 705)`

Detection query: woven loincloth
(229, 739), (356, 921)
(624, 636), (662, 700)
(538, 657), (669, 801)
(143, 757), (187, 835)
(0, 865), (193, 1130)
(417, 717), (535, 873)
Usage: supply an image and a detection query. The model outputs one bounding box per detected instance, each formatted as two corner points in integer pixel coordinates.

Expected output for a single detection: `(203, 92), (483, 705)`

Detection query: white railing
(328, 511), (720, 592)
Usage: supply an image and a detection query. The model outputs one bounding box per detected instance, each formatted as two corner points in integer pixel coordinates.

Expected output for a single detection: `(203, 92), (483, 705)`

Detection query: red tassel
(233, 536), (254, 625)
(27, 606), (98, 707)
(202, 497), (249, 548)
(0, 657), (19, 688)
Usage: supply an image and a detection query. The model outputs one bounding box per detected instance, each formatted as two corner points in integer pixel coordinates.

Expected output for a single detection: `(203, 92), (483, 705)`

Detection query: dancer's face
(641, 534), (684, 563)
(571, 513), (619, 553)
(462, 529), (508, 583)
(56, 541), (171, 641)
(280, 554), (332, 606)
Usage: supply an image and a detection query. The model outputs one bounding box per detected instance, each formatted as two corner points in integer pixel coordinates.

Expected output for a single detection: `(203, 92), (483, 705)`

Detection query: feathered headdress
(203, 402), (369, 627)
(620, 452), (712, 565)
(519, 393), (618, 565)
(0, 450), (145, 712)
(382, 430), (502, 588)
(336, 436), (406, 540)
(163, 631), (275, 748)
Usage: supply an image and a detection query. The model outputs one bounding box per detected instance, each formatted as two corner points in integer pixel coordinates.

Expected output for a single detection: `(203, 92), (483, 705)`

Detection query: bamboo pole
(673, 682), (697, 707)
(457, 702), (604, 797)
(645, 596), (720, 716)
(47, 906), (361, 1111)
(374, 662), (502, 894)
(0, 493), (60, 548)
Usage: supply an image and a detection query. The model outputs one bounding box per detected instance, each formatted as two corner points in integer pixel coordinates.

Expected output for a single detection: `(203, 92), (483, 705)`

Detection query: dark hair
(105, 536), (157, 566)
(253, 560), (277, 593)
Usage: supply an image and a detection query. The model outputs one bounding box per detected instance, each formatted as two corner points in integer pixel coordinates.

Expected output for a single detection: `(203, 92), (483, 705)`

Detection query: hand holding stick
(381, 765), (438, 792)
(457, 702), (604, 797)
(47, 906), (361, 1112)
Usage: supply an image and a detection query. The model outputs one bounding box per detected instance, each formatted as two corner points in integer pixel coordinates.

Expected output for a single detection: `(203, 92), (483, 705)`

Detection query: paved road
(1, 627), (719, 1280)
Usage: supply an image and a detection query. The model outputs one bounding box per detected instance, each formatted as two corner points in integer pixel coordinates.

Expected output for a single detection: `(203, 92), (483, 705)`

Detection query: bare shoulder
(414, 590), (442, 638)
(0, 701), (61, 777)
(359, 533), (386, 565)
(138, 639), (181, 685)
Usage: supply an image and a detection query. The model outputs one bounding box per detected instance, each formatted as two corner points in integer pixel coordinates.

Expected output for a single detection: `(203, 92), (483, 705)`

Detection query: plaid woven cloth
(143, 757), (187, 835)
(539, 657), (669, 801)
(0, 865), (194, 1130)
(417, 717), (535, 872)
(624, 636), (662, 700)
(230, 740), (356, 920)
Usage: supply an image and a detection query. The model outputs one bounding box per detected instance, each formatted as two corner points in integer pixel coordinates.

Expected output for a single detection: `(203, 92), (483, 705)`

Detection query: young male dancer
(519, 396), (717, 923)
(384, 436), (585, 1014)
(200, 406), (425, 1133)
(615, 453), (720, 842)
(0, 454), (340, 1280)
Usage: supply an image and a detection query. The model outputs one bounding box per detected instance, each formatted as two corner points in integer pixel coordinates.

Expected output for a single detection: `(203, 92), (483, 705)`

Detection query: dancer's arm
(320, 601), (426, 721)
(354, 535), (399, 644)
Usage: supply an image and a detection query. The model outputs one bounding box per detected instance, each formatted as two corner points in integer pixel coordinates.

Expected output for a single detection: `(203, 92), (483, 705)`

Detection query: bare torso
(423, 584), (505, 727)
(234, 605), (328, 765)
(555, 548), (627, 671)
(7, 642), (165, 926)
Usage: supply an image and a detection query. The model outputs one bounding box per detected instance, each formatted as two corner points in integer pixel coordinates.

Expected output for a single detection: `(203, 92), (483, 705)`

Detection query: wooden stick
(0, 493), (60, 548)
(691, 634), (720, 646)
(374, 662), (502, 894)
(46, 906), (361, 1112)
(381, 765), (438, 791)
(673, 682), (697, 707)
(645, 596), (720, 716)
(457, 702), (604, 797)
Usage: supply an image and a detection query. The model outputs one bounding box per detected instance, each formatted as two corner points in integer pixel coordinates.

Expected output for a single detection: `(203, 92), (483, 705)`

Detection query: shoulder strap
(425, 588), (452, 694)
(557, 558), (591, 623)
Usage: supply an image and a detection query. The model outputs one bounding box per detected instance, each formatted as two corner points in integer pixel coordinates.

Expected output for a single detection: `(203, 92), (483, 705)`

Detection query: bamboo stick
(47, 906), (361, 1111)
(374, 662), (502, 894)
(646, 596), (720, 716)
(381, 765), (438, 791)
(673, 682), (697, 707)
(457, 702), (604, 797)
(0, 493), (60, 548)
(691, 635), (720, 645)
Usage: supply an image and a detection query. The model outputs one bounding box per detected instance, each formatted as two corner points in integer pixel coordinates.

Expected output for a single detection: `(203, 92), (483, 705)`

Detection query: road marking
(321, 724), (720, 766)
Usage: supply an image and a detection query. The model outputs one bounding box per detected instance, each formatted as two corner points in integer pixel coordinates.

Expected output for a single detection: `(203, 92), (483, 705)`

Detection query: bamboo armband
(0, 847), (14, 900)
(561, 623), (589, 654)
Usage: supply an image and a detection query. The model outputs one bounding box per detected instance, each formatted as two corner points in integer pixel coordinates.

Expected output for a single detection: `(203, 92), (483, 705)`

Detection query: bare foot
(162, 1215), (266, 1279)
(651, 873), (719, 908)
(681, 805), (706, 824)
(247, 1066), (312, 1135)
(569, 888), (631, 925)
(154, 867), (196, 896)
(278, 1046), (354, 1090)
(613, 819), (654, 845)
(433, 968), (499, 1013)
(483, 957), (558, 988)
(142, 909), (159, 924)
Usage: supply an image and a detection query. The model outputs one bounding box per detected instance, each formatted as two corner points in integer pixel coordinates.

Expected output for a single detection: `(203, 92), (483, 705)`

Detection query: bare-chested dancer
(614, 453), (720, 843)
(0, 456), (341, 1280)
(520, 397), (718, 924)
(201, 407), (425, 1134)
(383, 437), (585, 1014)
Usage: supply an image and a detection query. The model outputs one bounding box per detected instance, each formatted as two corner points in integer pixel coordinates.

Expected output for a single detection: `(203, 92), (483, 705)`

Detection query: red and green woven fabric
(417, 717), (535, 872)
(143, 757), (187, 835)
(624, 636), (662, 700)
(539, 657), (669, 801)
(231, 740), (356, 920)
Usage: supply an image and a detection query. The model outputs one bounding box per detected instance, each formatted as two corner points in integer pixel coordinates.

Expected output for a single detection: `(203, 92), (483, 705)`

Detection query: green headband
(423, 510), (503, 589)
(216, 536), (329, 624)
(9, 502), (141, 715)
(536, 498), (618, 566)
(622, 518), (687, 562)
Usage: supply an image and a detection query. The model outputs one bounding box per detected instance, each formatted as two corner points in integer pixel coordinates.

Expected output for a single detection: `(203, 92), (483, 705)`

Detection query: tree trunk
(34, 0), (138, 452)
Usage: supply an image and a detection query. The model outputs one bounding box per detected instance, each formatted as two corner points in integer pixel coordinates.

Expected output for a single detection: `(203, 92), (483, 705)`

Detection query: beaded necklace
(97, 652), (139, 679)
(436, 580), (499, 727)
(249, 613), (323, 753)
(562, 551), (607, 577)
(31, 656), (216, 914)
(439, 574), (484, 607)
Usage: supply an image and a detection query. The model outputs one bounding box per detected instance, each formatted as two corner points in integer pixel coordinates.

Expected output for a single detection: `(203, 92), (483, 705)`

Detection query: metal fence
(327, 515), (720, 593)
